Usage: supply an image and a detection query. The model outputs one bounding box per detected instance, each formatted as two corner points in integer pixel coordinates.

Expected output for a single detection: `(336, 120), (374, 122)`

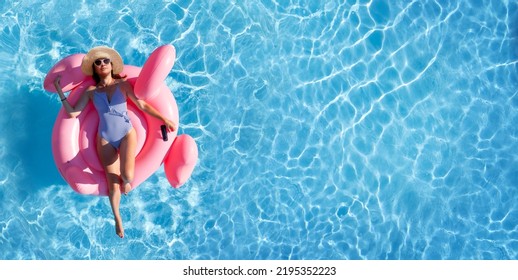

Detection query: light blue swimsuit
(92, 85), (133, 149)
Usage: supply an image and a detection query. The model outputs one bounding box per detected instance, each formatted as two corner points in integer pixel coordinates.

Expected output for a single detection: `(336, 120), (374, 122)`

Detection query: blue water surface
(0, 0), (517, 260)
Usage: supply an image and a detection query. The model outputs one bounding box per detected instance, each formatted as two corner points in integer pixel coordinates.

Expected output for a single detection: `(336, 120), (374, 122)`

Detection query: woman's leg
(97, 136), (125, 238)
(119, 128), (137, 195)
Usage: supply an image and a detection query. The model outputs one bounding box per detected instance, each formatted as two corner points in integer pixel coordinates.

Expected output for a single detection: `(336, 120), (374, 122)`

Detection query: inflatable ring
(43, 45), (198, 196)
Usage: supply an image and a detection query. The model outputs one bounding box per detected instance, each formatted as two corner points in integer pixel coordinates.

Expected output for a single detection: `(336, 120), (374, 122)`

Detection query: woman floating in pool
(53, 46), (177, 238)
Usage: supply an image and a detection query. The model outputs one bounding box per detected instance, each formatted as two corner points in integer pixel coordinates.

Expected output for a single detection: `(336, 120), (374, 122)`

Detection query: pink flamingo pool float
(43, 45), (198, 196)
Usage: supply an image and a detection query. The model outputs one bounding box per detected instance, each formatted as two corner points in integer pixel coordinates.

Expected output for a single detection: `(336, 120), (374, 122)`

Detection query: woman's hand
(54, 75), (67, 101)
(164, 119), (177, 132)
(54, 75), (62, 91)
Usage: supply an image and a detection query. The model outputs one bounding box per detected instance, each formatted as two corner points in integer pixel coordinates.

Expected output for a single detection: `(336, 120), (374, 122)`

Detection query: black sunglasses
(94, 58), (111, 66)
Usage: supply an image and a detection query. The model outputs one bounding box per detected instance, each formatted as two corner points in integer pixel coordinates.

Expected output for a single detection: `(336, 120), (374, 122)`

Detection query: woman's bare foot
(115, 219), (124, 238)
(122, 182), (132, 195)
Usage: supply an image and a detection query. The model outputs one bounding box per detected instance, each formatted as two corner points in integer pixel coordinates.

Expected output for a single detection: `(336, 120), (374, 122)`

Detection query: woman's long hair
(91, 63), (127, 84)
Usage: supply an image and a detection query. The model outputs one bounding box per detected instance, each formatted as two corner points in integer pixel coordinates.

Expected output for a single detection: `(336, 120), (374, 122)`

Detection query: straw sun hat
(81, 46), (124, 76)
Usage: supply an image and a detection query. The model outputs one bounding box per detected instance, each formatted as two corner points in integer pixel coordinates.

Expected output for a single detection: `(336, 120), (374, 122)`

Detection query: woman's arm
(54, 76), (91, 118)
(122, 81), (177, 132)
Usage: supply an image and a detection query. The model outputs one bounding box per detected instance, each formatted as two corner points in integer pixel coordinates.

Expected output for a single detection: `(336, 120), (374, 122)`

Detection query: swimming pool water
(0, 0), (517, 259)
